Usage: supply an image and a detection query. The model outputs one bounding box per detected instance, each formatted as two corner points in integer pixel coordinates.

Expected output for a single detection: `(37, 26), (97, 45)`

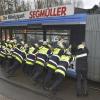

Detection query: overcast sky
(82, 0), (100, 9)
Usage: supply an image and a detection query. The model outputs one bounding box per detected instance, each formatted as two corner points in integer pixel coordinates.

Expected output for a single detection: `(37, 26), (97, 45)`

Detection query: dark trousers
(7, 58), (14, 67)
(49, 73), (64, 91)
(76, 69), (88, 96)
(5, 58), (14, 70)
(23, 64), (34, 77)
(7, 60), (21, 75)
(0, 57), (5, 67)
(32, 64), (44, 82)
(43, 67), (54, 87)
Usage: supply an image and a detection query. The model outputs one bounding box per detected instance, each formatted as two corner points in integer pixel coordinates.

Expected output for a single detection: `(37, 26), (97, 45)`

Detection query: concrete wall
(86, 14), (100, 82)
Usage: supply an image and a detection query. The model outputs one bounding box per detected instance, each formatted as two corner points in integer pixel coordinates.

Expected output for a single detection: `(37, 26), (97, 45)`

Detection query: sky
(81, 0), (100, 9)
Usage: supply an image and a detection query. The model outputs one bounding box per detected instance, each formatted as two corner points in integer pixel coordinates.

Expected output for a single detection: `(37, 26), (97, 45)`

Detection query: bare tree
(0, 0), (32, 15)
(26, 2), (31, 10)
(19, 0), (31, 12)
(13, 0), (19, 13)
(73, 0), (84, 8)
(35, 0), (72, 9)
(0, 0), (6, 15)
(0, 0), (75, 15)
(0, 0), (18, 15)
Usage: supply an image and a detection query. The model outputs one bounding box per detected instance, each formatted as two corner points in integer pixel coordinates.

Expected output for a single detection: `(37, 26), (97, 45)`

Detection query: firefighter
(12, 39), (17, 48)
(20, 40), (25, 51)
(0, 41), (6, 67)
(43, 40), (65, 89)
(32, 41), (51, 83)
(5, 40), (14, 69)
(6, 44), (26, 77)
(48, 50), (72, 91)
(75, 42), (88, 96)
(23, 44), (38, 77)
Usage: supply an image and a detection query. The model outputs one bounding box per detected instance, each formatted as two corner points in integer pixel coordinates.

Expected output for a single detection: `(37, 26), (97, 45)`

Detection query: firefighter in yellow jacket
(32, 41), (52, 82)
(24, 44), (38, 76)
(0, 42), (6, 67)
(6, 44), (26, 77)
(48, 50), (72, 91)
(43, 41), (65, 89)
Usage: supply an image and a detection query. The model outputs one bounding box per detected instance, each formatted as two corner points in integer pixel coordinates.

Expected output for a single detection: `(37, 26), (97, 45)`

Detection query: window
(46, 30), (70, 47)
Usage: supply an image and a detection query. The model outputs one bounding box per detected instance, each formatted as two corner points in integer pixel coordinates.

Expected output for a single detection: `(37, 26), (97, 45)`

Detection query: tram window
(13, 28), (70, 47)
(15, 34), (23, 41)
(26, 29), (43, 44)
(13, 29), (27, 42)
(13, 28), (44, 44)
(46, 30), (70, 47)
(27, 33), (43, 44)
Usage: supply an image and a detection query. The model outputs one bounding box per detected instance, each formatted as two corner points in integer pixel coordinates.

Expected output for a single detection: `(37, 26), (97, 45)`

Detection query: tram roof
(0, 14), (87, 27)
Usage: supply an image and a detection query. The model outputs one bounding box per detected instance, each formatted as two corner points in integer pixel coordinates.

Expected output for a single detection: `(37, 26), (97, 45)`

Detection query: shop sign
(29, 5), (74, 19)
(1, 4), (74, 21)
(2, 11), (29, 21)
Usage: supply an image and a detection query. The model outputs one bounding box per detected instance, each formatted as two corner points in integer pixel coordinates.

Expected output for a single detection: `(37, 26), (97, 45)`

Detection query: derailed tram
(0, 14), (86, 79)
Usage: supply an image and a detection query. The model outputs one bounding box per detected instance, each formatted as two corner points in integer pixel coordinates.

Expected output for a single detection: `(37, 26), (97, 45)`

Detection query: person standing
(75, 42), (88, 96)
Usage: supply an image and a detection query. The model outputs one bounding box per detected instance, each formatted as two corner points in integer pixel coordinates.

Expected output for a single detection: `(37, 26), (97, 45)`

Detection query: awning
(0, 14), (87, 27)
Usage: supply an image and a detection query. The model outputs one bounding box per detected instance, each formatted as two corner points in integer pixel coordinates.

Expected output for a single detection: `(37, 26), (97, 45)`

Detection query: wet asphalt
(0, 67), (100, 100)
